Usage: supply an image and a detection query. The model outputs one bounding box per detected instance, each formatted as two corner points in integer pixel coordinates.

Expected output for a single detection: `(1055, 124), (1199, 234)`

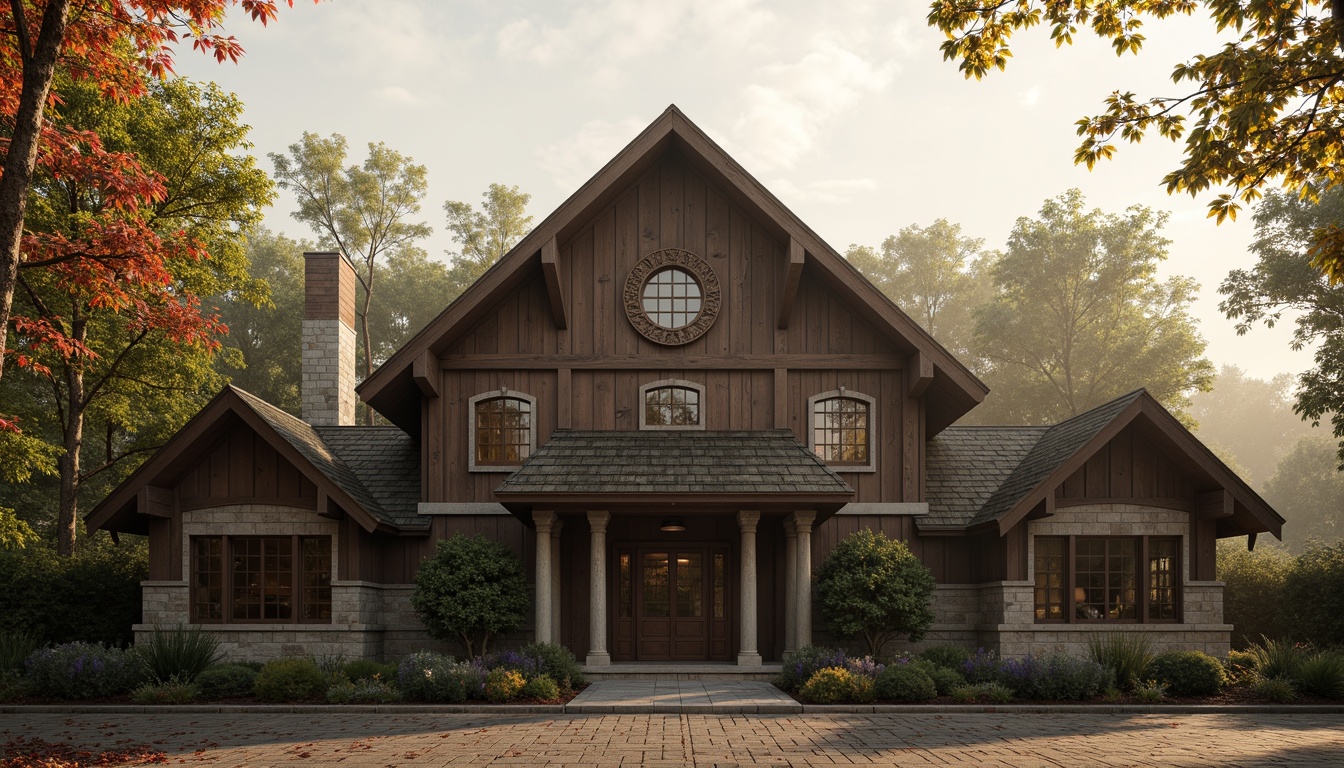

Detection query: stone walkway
(568, 680), (800, 713)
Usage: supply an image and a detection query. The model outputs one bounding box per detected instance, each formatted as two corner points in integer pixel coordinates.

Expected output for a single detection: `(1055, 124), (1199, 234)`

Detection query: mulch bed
(1, 736), (167, 768)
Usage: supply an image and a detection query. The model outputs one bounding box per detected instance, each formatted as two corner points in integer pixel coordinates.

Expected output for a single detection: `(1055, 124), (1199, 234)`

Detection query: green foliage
(194, 664), (257, 700)
(520, 642), (585, 689)
(918, 646), (970, 671)
(814, 529), (936, 657)
(443, 183), (534, 297)
(926, 666), (966, 696)
(969, 190), (1211, 425)
(326, 677), (401, 704)
(0, 542), (145, 646)
(363, 247), (459, 366)
(1293, 651), (1344, 699)
(999, 653), (1113, 701)
(1246, 637), (1304, 681)
(136, 625), (223, 683)
(1263, 436), (1344, 552)
(1134, 680), (1168, 704)
(1217, 540), (1294, 649)
(1147, 651), (1226, 696)
(253, 658), (328, 703)
(1250, 676), (1297, 703)
(1283, 542), (1344, 646)
(411, 535), (529, 657)
(874, 664), (937, 702)
(483, 667), (526, 703)
(395, 651), (482, 703)
(798, 667), (861, 704)
(0, 630), (40, 673)
(343, 659), (398, 683)
(23, 642), (142, 700)
(521, 674), (561, 701)
(130, 677), (198, 704)
(777, 647), (849, 694)
(1087, 633), (1154, 691)
(949, 682), (1014, 704)
(1224, 649), (1258, 682)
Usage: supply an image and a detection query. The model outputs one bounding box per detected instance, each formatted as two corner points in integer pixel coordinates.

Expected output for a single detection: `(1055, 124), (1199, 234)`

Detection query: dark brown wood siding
(1055, 425), (1195, 506)
(174, 424), (317, 510)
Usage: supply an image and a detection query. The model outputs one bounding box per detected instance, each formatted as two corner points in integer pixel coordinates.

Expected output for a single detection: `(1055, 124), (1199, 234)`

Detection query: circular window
(624, 249), (721, 345)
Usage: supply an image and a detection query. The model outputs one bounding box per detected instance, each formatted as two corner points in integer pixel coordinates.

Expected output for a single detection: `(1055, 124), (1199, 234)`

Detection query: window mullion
(1066, 536), (1076, 624)
(1139, 535), (1150, 623)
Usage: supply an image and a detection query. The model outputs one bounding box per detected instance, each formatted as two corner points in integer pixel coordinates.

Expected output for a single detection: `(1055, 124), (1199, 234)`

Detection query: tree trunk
(359, 260), (375, 426)
(56, 318), (86, 556)
(0, 0), (73, 381)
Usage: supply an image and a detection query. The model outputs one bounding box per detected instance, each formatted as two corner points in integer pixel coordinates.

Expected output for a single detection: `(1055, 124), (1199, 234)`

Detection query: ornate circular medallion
(623, 248), (721, 345)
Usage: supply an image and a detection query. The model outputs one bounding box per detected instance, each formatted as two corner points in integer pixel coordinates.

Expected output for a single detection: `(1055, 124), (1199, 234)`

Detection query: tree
(443, 183), (533, 297)
(410, 534), (529, 657)
(1220, 188), (1344, 466)
(271, 133), (432, 423)
(926, 1), (1344, 283)
(845, 219), (994, 362)
(1216, 539), (1293, 648)
(5, 75), (271, 554)
(968, 189), (1213, 425)
(363, 246), (457, 366)
(1263, 436), (1344, 552)
(0, 0), (306, 388)
(813, 529), (936, 658)
(1189, 366), (1319, 487)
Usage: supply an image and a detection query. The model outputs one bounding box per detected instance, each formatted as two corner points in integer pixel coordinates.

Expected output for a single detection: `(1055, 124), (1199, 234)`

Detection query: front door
(614, 545), (730, 661)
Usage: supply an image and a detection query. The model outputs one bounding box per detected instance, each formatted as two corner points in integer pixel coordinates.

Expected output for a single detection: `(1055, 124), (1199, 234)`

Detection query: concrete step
(582, 663), (782, 681)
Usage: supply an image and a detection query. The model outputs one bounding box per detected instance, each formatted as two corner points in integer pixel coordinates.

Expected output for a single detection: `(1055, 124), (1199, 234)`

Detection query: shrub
(919, 646), (970, 671)
(1000, 653), (1113, 701)
(1294, 650), (1344, 699)
(483, 667), (526, 703)
(396, 651), (483, 703)
(24, 642), (141, 700)
(1225, 649), (1258, 681)
(1087, 633), (1153, 691)
(1217, 541), (1292, 649)
(798, 667), (860, 704)
(0, 630), (39, 673)
(253, 658), (328, 702)
(814, 530), (936, 657)
(949, 682), (1013, 704)
(326, 677), (401, 704)
(874, 664), (936, 702)
(485, 648), (540, 679)
(0, 542), (146, 647)
(1250, 676), (1298, 703)
(926, 666), (966, 696)
(1247, 637), (1304, 680)
(522, 674), (561, 701)
(1134, 680), (1168, 704)
(961, 648), (1001, 685)
(1148, 651), (1226, 696)
(343, 659), (398, 683)
(777, 647), (848, 694)
(412, 535), (530, 657)
(130, 677), (198, 704)
(0, 670), (25, 701)
(1284, 542), (1344, 647)
(136, 625), (222, 683)
(195, 664), (257, 699)
(521, 642), (585, 688)
(844, 655), (885, 680)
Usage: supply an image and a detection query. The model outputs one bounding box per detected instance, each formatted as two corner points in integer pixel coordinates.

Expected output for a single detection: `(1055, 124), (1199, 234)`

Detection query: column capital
(790, 510), (816, 530)
(736, 509), (761, 532)
(551, 518), (564, 537)
(587, 509), (610, 532)
(533, 509), (556, 534)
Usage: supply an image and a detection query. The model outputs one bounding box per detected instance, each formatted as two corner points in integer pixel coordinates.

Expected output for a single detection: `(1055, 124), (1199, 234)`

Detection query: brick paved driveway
(3, 712), (1341, 767)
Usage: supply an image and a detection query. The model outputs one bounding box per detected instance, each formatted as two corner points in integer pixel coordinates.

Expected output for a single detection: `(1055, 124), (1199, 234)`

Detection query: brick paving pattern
(4, 711), (1342, 767)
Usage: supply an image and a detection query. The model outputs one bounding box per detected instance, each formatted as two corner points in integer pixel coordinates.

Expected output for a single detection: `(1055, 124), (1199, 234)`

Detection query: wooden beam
(137, 486), (174, 519)
(316, 488), (340, 520)
(440, 353), (904, 370)
(906, 351), (934, 398)
(541, 236), (568, 330)
(1248, 532), (1258, 551)
(412, 350), (440, 399)
(777, 238), (805, 329)
(1197, 489), (1234, 519)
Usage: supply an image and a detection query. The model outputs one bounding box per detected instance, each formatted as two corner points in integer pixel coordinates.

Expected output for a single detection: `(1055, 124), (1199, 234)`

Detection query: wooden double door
(612, 544), (731, 661)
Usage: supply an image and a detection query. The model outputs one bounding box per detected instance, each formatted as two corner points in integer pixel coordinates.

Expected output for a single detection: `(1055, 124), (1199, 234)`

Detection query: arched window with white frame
(468, 389), (536, 471)
(807, 389), (876, 472)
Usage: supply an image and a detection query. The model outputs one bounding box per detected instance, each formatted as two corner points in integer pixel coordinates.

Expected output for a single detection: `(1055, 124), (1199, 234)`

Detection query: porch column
(792, 510), (816, 650)
(737, 510), (762, 666)
(586, 510), (611, 666)
(783, 516), (798, 656)
(534, 511), (555, 646)
(550, 519), (563, 645)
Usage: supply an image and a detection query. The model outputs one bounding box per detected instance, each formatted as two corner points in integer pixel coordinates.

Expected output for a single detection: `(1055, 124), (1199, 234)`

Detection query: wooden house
(87, 107), (1283, 664)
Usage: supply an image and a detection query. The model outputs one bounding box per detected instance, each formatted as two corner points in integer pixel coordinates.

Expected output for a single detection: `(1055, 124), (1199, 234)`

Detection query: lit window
(1033, 535), (1181, 624)
(191, 535), (331, 624)
(469, 390), (536, 471)
(808, 390), (875, 470)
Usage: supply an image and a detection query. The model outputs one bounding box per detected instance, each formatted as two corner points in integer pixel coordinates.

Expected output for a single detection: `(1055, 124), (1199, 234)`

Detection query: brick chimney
(302, 251), (357, 426)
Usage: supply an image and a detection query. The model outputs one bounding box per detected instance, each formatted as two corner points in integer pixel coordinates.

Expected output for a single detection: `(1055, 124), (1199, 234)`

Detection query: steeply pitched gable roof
(357, 105), (988, 435)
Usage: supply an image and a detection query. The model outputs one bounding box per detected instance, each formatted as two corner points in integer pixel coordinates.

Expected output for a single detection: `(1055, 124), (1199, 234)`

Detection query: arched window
(639, 379), (705, 430)
(807, 389), (876, 472)
(468, 389), (536, 471)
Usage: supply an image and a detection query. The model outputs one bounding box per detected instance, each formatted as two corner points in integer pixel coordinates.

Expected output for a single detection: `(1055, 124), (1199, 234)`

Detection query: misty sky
(175, 0), (1312, 382)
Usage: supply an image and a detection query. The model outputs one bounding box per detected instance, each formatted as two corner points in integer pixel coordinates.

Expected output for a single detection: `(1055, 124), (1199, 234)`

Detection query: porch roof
(495, 429), (854, 502)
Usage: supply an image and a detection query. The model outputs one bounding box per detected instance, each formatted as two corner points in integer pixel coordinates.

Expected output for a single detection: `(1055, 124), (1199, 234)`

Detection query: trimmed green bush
(776, 647), (848, 694)
(195, 664), (257, 699)
(1148, 651), (1226, 696)
(926, 666), (966, 696)
(798, 667), (860, 704)
(136, 625), (222, 683)
(130, 677), (198, 704)
(0, 543), (146, 647)
(483, 667), (526, 703)
(874, 664), (936, 702)
(521, 642), (585, 688)
(326, 677), (401, 704)
(253, 658), (328, 702)
(396, 651), (483, 703)
(1294, 650), (1344, 699)
(918, 646), (970, 671)
(1217, 541), (1292, 649)
(0, 630), (39, 673)
(412, 535), (530, 657)
(1087, 633), (1153, 691)
(1284, 542), (1344, 647)
(522, 673), (561, 701)
(23, 642), (142, 700)
(814, 530), (936, 657)
(343, 659), (398, 683)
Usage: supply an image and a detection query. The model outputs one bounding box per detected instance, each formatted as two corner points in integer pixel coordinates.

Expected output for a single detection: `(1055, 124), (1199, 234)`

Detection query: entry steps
(582, 662), (782, 681)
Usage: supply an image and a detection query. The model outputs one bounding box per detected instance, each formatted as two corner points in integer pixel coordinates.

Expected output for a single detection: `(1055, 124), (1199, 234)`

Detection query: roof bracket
(1197, 489), (1233, 520)
(541, 236), (569, 330)
(412, 350), (440, 399)
(907, 351), (934, 398)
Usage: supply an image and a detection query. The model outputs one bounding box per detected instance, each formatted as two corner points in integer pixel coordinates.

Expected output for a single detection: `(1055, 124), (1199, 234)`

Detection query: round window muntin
(623, 248), (721, 345)
(641, 266), (704, 330)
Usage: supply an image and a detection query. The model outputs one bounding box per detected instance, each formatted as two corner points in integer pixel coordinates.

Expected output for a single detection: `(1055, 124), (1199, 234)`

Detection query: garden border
(4, 703), (1344, 715)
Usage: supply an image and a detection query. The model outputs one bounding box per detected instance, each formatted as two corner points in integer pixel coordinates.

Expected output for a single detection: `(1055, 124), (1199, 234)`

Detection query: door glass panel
(618, 552), (632, 618)
(642, 553), (669, 617)
(712, 553), (725, 619)
(675, 553), (703, 617)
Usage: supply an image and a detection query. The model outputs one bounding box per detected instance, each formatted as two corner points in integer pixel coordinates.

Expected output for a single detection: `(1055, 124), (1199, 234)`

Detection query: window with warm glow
(191, 535), (331, 623)
(1033, 535), (1181, 623)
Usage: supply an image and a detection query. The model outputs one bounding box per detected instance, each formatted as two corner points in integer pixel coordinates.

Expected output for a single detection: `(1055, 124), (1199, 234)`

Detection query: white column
(586, 510), (611, 667)
(550, 519), (564, 645)
(783, 516), (798, 656)
(533, 511), (555, 646)
(793, 510), (816, 650)
(737, 510), (762, 666)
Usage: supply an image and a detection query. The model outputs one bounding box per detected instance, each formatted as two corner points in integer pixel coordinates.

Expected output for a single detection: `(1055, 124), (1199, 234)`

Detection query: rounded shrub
(1148, 651), (1226, 696)
(919, 646), (970, 670)
(926, 666), (967, 696)
(253, 658), (328, 702)
(326, 677), (401, 704)
(999, 653), (1113, 701)
(23, 642), (142, 700)
(814, 530), (936, 657)
(412, 535), (529, 657)
(130, 678), (198, 704)
(798, 667), (860, 704)
(195, 664), (258, 699)
(343, 659), (398, 683)
(521, 642), (584, 689)
(874, 664), (937, 702)
(1250, 676), (1297, 703)
(483, 667), (526, 703)
(397, 651), (483, 703)
(522, 673), (561, 701)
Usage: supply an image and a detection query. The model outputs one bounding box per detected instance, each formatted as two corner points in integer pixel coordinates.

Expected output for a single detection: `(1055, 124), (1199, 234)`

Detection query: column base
(585, 652), (612, 667)
(736, 652), (762, 667)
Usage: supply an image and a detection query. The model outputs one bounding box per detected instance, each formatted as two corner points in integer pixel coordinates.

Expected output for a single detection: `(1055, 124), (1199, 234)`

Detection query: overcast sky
(175, 0), (1313, 383)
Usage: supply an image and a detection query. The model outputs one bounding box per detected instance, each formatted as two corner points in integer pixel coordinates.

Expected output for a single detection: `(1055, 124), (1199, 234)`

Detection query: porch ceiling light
(660, 519), (686, 532)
